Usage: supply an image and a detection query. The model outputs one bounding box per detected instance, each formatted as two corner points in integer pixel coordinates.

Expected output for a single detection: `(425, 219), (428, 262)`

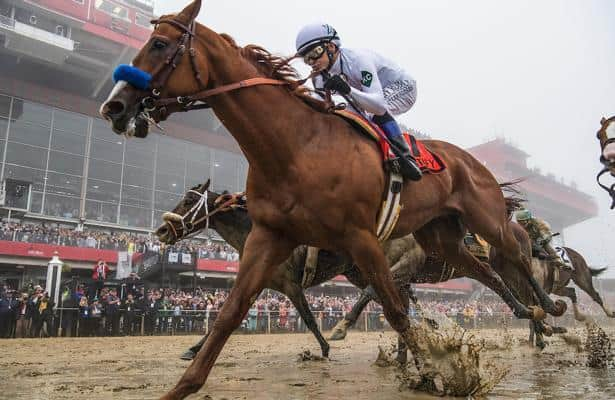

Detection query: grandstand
(0, 1), (601, 297)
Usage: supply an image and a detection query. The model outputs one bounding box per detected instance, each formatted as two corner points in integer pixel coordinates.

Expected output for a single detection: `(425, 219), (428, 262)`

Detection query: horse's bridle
(139, 16), (293, 118)
(596, 117), (615, 209)
(163, 191), (246, 242)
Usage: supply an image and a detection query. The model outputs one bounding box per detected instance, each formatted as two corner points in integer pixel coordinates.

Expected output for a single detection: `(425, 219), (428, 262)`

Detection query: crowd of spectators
(0, 220), (239, 261)
(2, 277), (611, 339)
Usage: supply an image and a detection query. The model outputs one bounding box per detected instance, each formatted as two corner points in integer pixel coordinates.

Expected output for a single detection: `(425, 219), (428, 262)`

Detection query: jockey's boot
(373, 114), (422, 181)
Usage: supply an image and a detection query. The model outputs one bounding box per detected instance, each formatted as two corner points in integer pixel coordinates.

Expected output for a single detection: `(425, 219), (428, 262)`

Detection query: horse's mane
(220, 34), (329, 113)
(499, 179), (527, 220)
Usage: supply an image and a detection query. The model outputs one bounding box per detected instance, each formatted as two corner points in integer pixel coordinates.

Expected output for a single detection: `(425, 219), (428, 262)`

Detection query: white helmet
(295, 23), (341, 55)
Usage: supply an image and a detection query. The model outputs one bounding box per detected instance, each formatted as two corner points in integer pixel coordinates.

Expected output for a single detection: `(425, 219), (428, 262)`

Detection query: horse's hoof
(529, 306), (546, 321)
(180, 350), (196, 361)
(329, 329), (347, 341)
(537, 341), (546, 350)
(552, 300), (567, 316)
(543, 325), (554, 336)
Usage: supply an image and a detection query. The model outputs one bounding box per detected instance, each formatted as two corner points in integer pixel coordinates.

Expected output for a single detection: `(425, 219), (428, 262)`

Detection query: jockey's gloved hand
(324, 75), (351, 95)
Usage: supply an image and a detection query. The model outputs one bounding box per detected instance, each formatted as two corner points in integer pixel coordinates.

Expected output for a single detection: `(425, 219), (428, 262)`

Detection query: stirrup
(389, 156), (423, 181)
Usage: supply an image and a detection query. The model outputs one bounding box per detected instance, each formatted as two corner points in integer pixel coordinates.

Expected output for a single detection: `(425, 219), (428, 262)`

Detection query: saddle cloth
(333, 109), (446, 174)
(555, 247), (574, 270)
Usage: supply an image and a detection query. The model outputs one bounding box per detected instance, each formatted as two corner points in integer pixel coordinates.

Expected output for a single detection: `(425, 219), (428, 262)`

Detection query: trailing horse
(157, 182), (550, 362)
(100, 1), (563, 397)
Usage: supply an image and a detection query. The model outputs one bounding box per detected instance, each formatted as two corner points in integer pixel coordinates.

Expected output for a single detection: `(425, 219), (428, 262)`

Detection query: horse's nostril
(103, 100), (126, 118)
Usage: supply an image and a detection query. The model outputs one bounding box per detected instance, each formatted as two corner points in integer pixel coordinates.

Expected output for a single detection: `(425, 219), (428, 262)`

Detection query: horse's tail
(589, 266), (608, 277)
(499, 179), (527, 219)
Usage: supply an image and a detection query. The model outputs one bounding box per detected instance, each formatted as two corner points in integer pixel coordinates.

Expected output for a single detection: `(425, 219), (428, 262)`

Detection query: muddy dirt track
(1, 327), (613, 400)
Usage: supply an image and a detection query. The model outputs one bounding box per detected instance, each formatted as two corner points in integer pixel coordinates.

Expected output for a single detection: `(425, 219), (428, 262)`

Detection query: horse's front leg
(161, 226), (294, 400)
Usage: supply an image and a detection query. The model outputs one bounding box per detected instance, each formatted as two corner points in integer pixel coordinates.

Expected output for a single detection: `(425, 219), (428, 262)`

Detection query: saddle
(333, 110), (446, 174)
(463, 233), (491, 260)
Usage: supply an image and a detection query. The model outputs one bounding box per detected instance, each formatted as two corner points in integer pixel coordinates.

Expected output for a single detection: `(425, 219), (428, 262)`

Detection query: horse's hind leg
(415, 218), (535, 320)
(330, 291), (372, 340)
(344, 229), (435, 373)
(462, 204), (566, 317)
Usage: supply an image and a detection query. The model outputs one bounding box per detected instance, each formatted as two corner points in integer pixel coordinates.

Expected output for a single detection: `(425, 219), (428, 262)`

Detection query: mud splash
(400, 319), (509, 397)
(585, 319), (613, 369)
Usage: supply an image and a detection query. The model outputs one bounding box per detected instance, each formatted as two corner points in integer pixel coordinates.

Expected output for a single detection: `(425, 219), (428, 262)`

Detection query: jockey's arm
(347, 59), (388, 115)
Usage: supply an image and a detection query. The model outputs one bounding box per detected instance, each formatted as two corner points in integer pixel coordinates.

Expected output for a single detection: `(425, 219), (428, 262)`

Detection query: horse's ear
(178, 0), (202, 23)
(201, 179), (211, 191)
(601, 117), (607, 125)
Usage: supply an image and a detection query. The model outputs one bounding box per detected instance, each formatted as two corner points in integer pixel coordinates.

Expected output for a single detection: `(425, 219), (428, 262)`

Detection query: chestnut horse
(597, 116), (615, 208)
(100, 1), (564, 397)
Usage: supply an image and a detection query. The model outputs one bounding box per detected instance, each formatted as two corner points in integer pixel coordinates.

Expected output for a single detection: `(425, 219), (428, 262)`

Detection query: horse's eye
(152, 40), (167, 50)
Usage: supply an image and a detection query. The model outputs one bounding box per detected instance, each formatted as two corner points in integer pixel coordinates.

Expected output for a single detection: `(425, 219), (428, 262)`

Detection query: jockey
(295, 23), (422, 181)
(515, 209), (571, 272)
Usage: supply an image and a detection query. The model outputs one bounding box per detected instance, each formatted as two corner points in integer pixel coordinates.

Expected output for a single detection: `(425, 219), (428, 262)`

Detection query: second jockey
(295, 23), (422, 181)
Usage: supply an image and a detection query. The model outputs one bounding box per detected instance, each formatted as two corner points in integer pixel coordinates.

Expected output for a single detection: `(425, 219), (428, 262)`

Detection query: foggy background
(156, 1), (615, 276)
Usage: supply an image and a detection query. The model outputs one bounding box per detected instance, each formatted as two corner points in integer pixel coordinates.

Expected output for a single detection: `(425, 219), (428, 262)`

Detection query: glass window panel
(52, 110), (88, 134)
(124, 139), (155, 169)
(90, 138), (124, 163)
(0, 140), (4, 166)
(121, 185), (152, 208)
(119, 204), (152, 228)
(156, 153), (185, 177)
(91, 118), (117, 140)
(30, 191), (43, 214)
(123, 165), (153, 188)
(155, 172), (184, 193)
(8, 120), (51, 147)
(85, 200), (118, 224)
(212, 150), (238, 193)
(186, 160), (210, 182)
(43, 194), (80, 219)
(0, 95), (10, 118)
(153, 210), (166, 229)
(154, 190), (182, 211)
(5, 142), (48, 170)
(238, 159), (248, 190)
(50, 129), (86, 155)
(184, 175), (206, 191)
(86, 179), (120, 204)
(3, 164), (45, 191)
(0, 117), (8, 141)
(48, 150), (84, 176)
(45, 172), (82, 197)
(185, 142), (210, 162)
(11, 100), (52, 126)
(87, 159), (122, 183)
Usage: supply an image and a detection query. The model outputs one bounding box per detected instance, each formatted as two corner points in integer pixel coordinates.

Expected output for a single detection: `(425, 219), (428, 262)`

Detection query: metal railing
(4, 308), (614, 338)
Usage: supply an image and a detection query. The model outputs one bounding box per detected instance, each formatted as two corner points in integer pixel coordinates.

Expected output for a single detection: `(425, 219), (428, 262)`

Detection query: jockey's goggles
(302, 45), (326, 63)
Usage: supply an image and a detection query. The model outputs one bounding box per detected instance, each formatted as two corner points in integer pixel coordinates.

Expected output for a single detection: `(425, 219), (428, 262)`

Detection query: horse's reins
(140, 17), (324, 117)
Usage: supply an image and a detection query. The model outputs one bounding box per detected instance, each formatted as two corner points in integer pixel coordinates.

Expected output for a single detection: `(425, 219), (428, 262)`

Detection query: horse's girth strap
(376, 172), (403, 242)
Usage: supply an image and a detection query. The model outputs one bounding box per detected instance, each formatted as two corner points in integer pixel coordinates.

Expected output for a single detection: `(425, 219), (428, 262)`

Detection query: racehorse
(157, 182), (546, 362)
(597, 116), (615, 208)
(99, 1), (564, 397)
